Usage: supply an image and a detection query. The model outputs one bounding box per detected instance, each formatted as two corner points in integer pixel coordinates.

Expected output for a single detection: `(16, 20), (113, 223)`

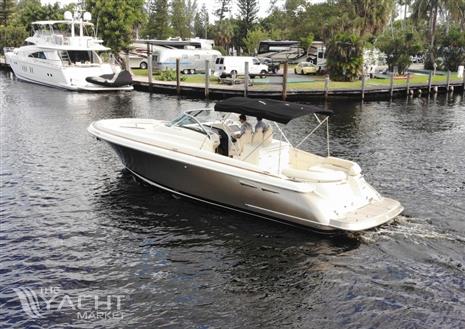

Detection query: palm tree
(446, 0), (465, 31)
(213, 19), (234, 50)
(345, 0), (396, 36)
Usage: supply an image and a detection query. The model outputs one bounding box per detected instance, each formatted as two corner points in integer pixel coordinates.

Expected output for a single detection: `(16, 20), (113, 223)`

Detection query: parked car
(259, 57), (280, 73)
(294, 62), (318, 75)
(214, 56), (268, 78)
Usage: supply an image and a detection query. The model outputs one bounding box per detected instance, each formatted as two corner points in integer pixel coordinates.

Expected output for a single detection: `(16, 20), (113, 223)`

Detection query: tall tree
(194, 3), (208, 38)
(144, 0), (171, 39)
(237, 0), (259, 49)
(215, 0), (231, 21)
(171, 0), (189, 38)
(0, 0), (16, 26)
(86, 0), (145, 57)
(411, 0), (446, 68)
(11, 0), (64, 32)
(186, 0), (197, 37)
(212, 19), (234, 50)
(343, 0), (395, 36)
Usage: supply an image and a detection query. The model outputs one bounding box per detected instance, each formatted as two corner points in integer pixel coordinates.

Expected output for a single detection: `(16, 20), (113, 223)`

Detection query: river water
(1, 72), (464, 328)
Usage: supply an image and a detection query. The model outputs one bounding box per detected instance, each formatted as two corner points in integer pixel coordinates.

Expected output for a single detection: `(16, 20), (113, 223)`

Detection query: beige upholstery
(263, 127), (273, 145)
(230, 130), (252, 156)
(252, 128), (263, 144)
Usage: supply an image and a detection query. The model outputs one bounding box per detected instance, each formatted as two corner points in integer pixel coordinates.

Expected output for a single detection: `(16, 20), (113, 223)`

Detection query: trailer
(153, 48), (222, 74)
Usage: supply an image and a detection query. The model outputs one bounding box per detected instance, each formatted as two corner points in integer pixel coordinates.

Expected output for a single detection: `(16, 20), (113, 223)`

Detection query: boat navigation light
(83, 12), (92, 21)
(64, 11), (73, 20)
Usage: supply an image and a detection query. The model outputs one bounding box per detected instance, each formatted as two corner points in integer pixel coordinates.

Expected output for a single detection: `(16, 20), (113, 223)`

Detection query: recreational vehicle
(154, 48), (222, 74)
(128, 39), (216, 70)
(214, 56), (269, 78)
(306, 41), (326, 70)
(257, 40), (306, 63)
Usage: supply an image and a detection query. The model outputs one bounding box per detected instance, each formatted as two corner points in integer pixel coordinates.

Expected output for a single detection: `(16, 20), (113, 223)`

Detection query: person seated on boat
(255, 117), (270, 133)
(233, 114), (253, 139)
(230, 114), (253, 155)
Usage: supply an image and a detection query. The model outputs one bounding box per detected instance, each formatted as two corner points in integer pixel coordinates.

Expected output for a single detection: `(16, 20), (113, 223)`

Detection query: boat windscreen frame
(167, 109), (228, 138)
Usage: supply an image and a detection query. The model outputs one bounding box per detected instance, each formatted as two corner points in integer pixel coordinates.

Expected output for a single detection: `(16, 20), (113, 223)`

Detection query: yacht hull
(6, 52), (133, 92)
(105, 140), (403, 232)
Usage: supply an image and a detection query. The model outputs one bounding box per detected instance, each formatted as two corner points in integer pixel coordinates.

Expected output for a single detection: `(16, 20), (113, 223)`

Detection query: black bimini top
(214, 97), (332, 124)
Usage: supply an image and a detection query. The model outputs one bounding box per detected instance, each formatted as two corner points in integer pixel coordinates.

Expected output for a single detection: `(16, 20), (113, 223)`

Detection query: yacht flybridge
(88, 97), (403, 232)
(5, 10), (133, 91)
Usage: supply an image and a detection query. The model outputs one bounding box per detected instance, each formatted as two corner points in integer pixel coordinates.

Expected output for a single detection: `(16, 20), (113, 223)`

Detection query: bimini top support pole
(296, 115), (328, 149)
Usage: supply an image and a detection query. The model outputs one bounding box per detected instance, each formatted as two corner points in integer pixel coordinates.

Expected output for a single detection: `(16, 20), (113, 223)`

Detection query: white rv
(214, 56), (269, 78)
(153, 48), (221, 74)
(306, 41), (326, 69)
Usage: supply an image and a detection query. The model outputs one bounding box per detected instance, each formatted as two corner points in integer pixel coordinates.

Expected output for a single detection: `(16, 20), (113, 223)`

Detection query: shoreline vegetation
(1, 0), (464, 98)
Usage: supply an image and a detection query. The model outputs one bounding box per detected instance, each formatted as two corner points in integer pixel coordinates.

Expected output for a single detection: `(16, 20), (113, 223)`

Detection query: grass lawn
(132, 68), (220, 84)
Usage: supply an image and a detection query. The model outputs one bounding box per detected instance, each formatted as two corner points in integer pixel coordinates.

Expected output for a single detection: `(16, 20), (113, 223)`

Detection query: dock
(1, 57), (464, 100)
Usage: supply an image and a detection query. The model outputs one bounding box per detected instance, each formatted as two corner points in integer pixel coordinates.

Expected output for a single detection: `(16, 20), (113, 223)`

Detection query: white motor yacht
(5, 10), (133, 91)
(88, 97), (403, 231)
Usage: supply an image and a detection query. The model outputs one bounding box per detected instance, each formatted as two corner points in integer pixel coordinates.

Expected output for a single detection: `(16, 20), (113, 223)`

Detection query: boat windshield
(167, 109), (227, 134)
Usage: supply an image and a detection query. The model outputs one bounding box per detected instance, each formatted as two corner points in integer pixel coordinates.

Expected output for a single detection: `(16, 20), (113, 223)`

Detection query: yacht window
(67, 51), (99, 64)
(29, 52), (46, 59)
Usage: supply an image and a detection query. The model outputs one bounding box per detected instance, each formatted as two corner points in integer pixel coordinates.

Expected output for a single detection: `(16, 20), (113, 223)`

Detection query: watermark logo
(12, 286), (125, 321)
(13, 287), (43, 319)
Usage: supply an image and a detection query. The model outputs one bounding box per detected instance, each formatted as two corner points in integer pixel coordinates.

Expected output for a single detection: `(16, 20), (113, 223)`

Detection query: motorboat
(5, 10), (133, 92)
(88, 97), (403, 231)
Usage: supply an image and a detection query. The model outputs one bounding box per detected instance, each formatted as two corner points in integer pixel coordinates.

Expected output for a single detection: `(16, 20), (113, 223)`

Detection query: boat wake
(350, 215), (465, 245)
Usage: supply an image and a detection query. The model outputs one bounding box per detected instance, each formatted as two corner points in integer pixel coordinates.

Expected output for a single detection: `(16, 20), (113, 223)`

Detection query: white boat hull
(88, 119), (403, 232)
(6, 52), (133, 92)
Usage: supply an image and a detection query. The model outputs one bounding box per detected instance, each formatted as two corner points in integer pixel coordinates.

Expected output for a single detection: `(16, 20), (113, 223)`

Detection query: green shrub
(376, 23), (423, 74)
(158, 69), (187, 81)
(326, 33), (364, 81)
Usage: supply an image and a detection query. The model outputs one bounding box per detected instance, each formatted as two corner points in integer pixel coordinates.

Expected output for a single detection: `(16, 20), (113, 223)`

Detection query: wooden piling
(282, 62), (288, 101)
(204, 60), (209, 99)
(244, 61), (249, 97)
(463, 69), (465, 89)
(176, 58), (180, 95)
(146, 42), (152, 93)
(124, 52), (130, 71)
(406, 72), (411, 95)
(428, 71), (432, 93)
(446, 70), (451, 91)
(147, 54), (153, 93)
(361, 73), (365, 100)
(324, 75), (329, 99)
(389, 71), (394, 98)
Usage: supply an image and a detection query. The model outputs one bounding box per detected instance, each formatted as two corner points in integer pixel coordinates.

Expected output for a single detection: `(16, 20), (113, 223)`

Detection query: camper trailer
(153, 48), (222, 74)
(128, 39), (216, 70)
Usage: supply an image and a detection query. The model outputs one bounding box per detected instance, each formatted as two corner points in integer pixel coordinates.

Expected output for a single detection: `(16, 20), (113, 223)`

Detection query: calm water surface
(1, 73), (464, 328)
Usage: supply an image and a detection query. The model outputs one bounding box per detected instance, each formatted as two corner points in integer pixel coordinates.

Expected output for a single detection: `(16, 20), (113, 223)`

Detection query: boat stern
(328, 197), (403, 231)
